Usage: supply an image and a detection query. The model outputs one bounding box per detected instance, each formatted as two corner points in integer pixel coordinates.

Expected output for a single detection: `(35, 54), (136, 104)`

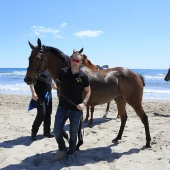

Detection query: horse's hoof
(76, 144), (80, 150)
(76, 146), (80, 150)
(88, 123), (93, 128)
(146, 143), (151, 148)
(103, 115), (107, 118)
(85, 119), (88, 122)
(112, 138), (118, 143)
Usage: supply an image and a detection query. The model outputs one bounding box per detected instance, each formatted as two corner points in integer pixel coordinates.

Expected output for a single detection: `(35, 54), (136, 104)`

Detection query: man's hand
(32, 92), (38, 101)
(51, 83), (57, 90)
(77, 103), (86, 110)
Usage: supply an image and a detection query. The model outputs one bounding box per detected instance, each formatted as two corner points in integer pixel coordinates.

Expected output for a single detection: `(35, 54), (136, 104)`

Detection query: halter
(27, 46), (47, 82)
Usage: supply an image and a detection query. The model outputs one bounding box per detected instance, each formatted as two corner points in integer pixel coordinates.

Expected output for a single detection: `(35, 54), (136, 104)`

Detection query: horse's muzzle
(24, 77), (35, 85)
(164, 77), (169, 81)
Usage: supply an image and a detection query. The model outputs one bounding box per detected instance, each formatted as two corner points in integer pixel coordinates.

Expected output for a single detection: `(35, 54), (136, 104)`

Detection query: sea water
(0, 68), (170, 99)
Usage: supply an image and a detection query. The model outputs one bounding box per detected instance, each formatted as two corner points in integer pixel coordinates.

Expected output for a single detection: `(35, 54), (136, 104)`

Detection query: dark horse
(164, 67), (170, 81)
(24, 38), (151, 148)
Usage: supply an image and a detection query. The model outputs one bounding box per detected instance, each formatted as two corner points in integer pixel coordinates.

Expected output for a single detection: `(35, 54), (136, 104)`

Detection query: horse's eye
(36, 57), (40, 61)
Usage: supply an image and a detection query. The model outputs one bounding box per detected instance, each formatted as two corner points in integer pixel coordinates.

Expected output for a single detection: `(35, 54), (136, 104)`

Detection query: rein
(38, 77), (77, 107)
(27, 47), (77, 107)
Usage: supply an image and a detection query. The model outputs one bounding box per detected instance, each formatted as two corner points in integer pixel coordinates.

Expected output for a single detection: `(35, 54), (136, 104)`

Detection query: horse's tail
(137, 74), (145, 87)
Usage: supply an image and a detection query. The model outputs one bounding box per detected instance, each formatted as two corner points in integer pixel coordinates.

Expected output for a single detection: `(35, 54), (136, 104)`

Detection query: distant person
(29, 70), (54, 140)
(51, 52), (91, 165)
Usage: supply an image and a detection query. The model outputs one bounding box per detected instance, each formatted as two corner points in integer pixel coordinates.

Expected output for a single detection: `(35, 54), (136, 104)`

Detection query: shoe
(44, 132), (54, 138)
(65, 154), (75, 165)
(31, 132), (37, 141)
(55, 149), (67, 161)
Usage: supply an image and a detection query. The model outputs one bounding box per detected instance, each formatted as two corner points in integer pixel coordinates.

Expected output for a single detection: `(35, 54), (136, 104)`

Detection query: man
(52, 52), (91, 165)
(29, 70), (54, 140)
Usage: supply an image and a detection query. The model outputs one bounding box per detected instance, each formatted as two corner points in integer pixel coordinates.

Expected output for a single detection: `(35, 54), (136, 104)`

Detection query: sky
(0, 0), (170, 69)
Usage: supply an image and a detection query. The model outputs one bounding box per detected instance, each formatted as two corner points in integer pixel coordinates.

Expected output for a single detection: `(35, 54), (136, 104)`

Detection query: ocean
(0, 68), (170, 100)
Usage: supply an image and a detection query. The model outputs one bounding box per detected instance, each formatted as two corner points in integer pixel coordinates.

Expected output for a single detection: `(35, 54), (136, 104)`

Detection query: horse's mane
(45, 46), (70, 63)
(83, 54), (95, 67)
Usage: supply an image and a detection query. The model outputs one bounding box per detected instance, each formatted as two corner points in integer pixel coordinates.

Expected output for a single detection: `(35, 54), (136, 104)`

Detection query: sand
(0, 94), (170, 170)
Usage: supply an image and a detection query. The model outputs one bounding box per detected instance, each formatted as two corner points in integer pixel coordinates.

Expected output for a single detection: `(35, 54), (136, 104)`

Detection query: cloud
(60, 22), (67, 28)
(31, 26), (60, 35)
(53, 35), (64, 39)
(26, 25), (67, 38)
(74, 30), (103, 38)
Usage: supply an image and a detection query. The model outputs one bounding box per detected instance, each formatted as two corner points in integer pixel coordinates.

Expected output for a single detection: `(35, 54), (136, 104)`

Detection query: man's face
(70, 54), (82, 69)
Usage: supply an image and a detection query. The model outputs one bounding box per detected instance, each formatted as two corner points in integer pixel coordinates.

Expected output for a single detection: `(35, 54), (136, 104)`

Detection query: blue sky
(0, 0), (170, 69)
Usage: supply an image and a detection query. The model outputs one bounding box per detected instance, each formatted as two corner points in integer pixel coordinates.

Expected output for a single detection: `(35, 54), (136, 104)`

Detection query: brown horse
(24, 38), (151, 148)
(80, 53), (111, 127)
(164, 67), (170, 81)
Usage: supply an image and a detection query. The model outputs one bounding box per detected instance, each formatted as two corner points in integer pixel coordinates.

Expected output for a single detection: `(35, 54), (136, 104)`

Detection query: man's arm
(51, 79), (61, 90)
(77, 85), (91, 110)
(30, 84), (38, 101)
(82, 86), (91, 105)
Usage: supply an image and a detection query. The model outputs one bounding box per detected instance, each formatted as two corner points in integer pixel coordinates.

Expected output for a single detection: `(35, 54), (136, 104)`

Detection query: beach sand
(0, 94), (170, 170)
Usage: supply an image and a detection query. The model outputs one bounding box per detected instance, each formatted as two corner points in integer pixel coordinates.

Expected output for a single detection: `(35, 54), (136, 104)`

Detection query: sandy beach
(0, 94), (170, 170)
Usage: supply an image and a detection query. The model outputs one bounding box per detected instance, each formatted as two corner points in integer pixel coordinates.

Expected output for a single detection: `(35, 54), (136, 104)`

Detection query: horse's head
(24, 38), (47, 85)
(72, 48), (84, 55)
(164, 67), (170, 81)
(81, 54), (98, 70)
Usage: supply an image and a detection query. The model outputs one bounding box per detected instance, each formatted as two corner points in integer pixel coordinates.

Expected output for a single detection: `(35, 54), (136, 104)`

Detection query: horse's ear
(73, 49), (77, 53)
(28, 41), (35, 50)
(79, 48), (83, 54)
(37, 38), (42, 49)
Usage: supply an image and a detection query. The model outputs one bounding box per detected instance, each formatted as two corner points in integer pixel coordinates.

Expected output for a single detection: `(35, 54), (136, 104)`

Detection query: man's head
(70, 53), (82, 69)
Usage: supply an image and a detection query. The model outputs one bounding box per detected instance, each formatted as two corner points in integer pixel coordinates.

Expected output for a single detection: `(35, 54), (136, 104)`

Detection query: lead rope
(38, 77), (77, 106)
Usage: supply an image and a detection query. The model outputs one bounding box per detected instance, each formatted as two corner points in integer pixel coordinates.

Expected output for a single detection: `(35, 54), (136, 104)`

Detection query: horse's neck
(47, 52), (70, 81)
(81, 65), (98, 78)
(84, 60), (98, 70)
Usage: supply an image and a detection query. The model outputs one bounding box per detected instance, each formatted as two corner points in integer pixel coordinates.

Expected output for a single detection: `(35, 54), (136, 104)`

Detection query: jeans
(54, 106), (82, 155)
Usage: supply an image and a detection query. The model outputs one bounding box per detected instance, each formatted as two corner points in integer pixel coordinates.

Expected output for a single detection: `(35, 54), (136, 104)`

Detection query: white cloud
(60, 22), (67, 28)
(31, 26), (60, 35)
(26, 26), (63, 38)
(74, 30), (103, 38)
(54, 35), (64, 39)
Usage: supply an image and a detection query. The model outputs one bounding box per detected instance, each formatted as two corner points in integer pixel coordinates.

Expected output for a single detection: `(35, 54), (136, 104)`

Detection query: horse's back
(84, 66), (144, 106)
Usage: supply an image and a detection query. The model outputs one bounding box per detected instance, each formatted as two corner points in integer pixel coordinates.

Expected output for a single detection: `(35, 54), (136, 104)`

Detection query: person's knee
(69, 133), (77, 141)
(54, 128), (63, 139)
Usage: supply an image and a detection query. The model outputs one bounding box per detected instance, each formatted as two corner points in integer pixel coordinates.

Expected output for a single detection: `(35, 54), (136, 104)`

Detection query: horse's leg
(130, 103), (151, 147)
(76, 112), (83, 150)
(85, 106), (90, 122)
(103, 102), (110, 118)
(62, 129), (69, 143)
(88, 106), (94, 128)
(112, 96), (127, 143)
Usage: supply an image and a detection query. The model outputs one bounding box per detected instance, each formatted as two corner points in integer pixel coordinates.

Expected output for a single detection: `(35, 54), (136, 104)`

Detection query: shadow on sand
(1, 142), (148, 170)
(153, 112), (170, 117)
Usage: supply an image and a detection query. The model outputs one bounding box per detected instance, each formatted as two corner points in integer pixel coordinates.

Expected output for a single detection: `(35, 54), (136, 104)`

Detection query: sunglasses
(70, 59), (81, 64)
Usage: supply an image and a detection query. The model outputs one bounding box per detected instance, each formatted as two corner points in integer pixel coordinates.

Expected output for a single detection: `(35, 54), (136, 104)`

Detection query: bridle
(26, 47), (78, 107)
(27, 47), (47, 82)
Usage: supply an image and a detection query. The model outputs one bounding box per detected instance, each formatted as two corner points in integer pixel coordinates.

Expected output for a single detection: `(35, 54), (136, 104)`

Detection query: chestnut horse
(24, 38), (151, 148)
(80, 53), (111, 127)
(164, 67), (170, 81)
